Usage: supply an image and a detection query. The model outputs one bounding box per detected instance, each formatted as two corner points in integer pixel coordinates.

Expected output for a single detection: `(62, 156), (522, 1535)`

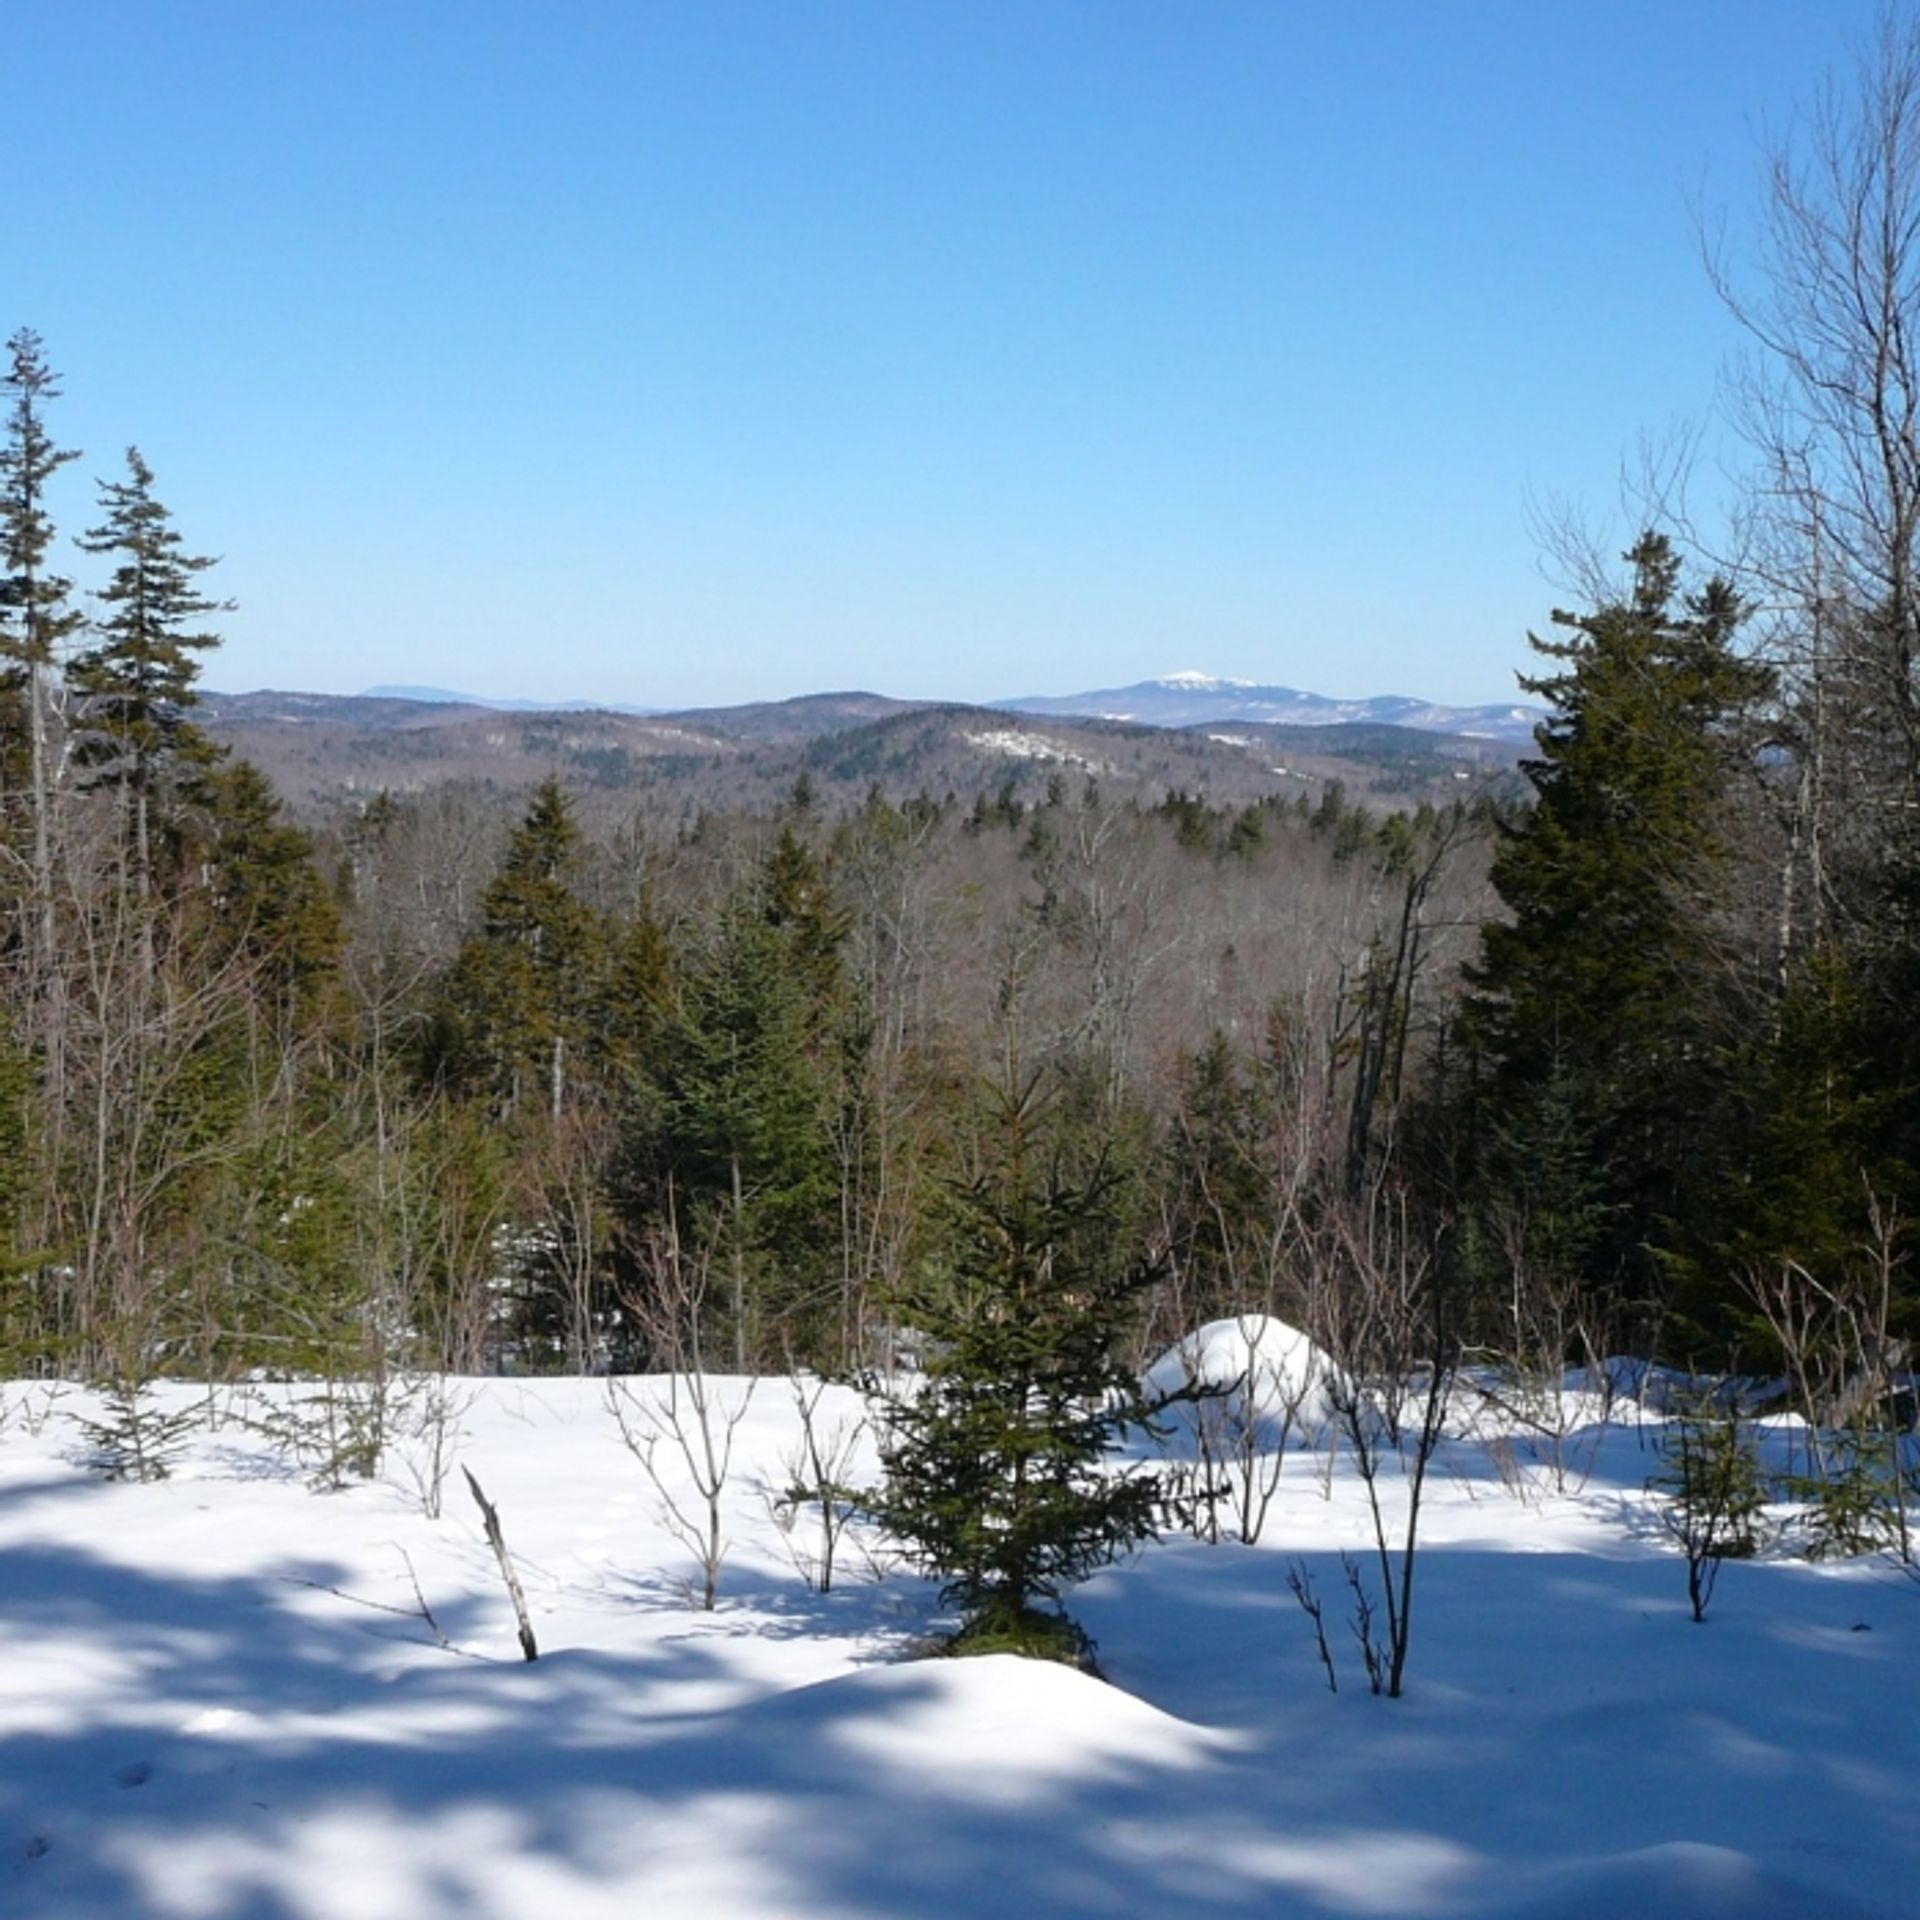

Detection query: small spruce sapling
(1652, 1394), (1770, 1621)
(872, 1074), (1163, 1666)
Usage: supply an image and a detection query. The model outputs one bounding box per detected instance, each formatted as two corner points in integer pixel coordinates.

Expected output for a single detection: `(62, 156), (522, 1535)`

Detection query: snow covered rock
(1143, 1315), (1343, 1447)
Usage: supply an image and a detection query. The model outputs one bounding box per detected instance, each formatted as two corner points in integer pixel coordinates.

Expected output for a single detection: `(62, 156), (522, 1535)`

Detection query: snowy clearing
(2, 1374), (1915, 1919)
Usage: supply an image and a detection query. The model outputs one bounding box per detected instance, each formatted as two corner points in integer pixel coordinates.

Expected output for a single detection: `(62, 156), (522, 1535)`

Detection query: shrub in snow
(1792, 1432), (1907, 1561)
(72, 1381), (198, 1483)
(1651, 1401), (1771, 1621)
(872, 1093), (1163, 1666)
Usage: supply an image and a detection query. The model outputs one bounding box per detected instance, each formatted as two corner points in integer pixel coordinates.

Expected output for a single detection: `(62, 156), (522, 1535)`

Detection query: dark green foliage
(1651, 1399), (1770, 1621)
(1464, 534), (1771, 1321)
(0, 1013), (46, 1370)
(0, 330), (81, 747)
(72, 1383), (199, 1483)
(632, 840), (844, 1364)
(447, 777), (607, 1116)
(874, 1075), (1162, 1655)
(70, 447), (227, 864)
(1160, 1032), (1273, 1321)
(1468, 1053), (1616, 1336)
(1793, 1433), (1905, 1560)
(195, 759), (344, 1008)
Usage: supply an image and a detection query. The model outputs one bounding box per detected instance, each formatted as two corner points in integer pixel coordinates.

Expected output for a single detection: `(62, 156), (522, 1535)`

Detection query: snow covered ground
(2, 1368), (1915, 1919)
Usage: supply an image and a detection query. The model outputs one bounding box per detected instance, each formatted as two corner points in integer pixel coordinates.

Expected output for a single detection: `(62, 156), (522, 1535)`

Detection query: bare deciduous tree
(1311, 1187), (1457, 1698)
(608, 1220), (757, 1611)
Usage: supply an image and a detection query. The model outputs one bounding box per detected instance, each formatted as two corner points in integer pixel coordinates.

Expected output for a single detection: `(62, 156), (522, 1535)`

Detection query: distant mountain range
(996, 672), (1545, 745)
(195, 672), (1538, 818)
(345, 671), (1547, 746)
(361, 685), (658, 715)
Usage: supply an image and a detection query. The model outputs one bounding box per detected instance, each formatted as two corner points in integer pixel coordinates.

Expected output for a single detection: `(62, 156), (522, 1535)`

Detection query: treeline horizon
(3, 17), (1920, 1428)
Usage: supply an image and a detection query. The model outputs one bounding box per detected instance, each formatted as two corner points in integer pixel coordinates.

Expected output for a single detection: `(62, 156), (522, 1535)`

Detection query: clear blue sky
(10, 1), (1884, 709)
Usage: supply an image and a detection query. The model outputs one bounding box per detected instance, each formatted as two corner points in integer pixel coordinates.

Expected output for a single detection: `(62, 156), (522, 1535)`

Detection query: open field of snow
(2, 1371), (1915, 1919)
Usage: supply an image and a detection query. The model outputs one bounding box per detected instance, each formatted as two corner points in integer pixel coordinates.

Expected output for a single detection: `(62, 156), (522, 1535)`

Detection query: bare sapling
(1470, 1212), (1617, 1498)
(393, 1374), (477, 1521)
(608, 1222), (756, 1611)
(1341, 1550), (1387, 1694)
(1163, 1336), (1230, 1544)
(1226, 1311), (1314, 1543)
(1312, 1187), (1457, 1698)
(1740, 1188), (1913, 1563)
(1286, 1557), (1338, 1693)
(1739, 1256), (1843, 1483)
(770, 1366), (867, 1593)
(1146, 1302), (1313, 1546)
(0, 1381), (63, 1441)
(284, 1546), (466, 1657)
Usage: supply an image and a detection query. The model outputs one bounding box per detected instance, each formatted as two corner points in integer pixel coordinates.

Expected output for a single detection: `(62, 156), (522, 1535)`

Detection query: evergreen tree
(70, 447), (227, 897)
(449, 776), (605, 1118)
(195, 758), (343, 1012)
(0, 330), (82, 970)
(1464, 534), (1771, 1324)
(874, 1072), (1162, 1664)
(1160, 1031), (1272, 1321)
(635, 857), (842, 1368)
(0, 1010), (41, 1371)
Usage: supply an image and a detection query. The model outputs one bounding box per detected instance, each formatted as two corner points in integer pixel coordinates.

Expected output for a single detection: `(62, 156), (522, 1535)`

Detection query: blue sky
(10, 1), (1884, 708)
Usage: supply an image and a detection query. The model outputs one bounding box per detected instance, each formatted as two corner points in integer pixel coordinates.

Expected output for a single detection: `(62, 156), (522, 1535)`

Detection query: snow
(963, 728), (1110, 770)
(2, 1372), (1917, 1918)
(1155, 671), (1257, 691)
(1145, 1314), (1345, 1441)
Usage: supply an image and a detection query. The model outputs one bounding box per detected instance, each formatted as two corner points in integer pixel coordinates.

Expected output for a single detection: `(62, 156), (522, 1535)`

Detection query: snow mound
(1487, 1841), (1878, 1920)
(1144, 1316), (1343, 1445)
(794, 1654), (1219, 1798)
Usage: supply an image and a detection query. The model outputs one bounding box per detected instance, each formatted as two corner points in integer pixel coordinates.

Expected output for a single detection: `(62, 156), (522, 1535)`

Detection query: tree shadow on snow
(0, 1523), (1911, 1919)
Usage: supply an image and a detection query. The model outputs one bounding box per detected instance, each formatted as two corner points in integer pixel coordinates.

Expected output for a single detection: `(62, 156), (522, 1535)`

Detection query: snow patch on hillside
(964, 728), (1110, 770)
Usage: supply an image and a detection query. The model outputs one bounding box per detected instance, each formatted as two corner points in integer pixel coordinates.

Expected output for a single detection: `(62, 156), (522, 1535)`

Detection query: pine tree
(70, 447), (228, 899)
(637, 864), (841, 1368)
(1465, 533), (1771, 1321)
(874, 1073), (1162, 1664)
(195, 758), (343, 1012)
(449, 776), (605, 1119)
(1161, 1031), (1272, 1321)
(0, 330), (82, 983)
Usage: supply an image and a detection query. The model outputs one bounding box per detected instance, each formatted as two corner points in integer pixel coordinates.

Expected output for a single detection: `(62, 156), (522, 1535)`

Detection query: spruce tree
(449, 775), (605, 1119)
(195, 758), (343, 1011)
(874, 1072), (1162, 1664)
(0, 330), (82, 975)
(1161, 1031), (1272, 1322)
(70, 447), (228, 898)
(637, 862), (841, 1368)
(1464, 533), (1771, 1325)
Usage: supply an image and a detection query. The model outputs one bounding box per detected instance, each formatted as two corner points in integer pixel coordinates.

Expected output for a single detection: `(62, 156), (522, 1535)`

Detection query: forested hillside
(0, 296), (1915, 1426)
(192, 683), (1516, 819)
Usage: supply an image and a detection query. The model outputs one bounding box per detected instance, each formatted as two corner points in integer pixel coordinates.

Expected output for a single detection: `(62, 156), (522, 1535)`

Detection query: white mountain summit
(998, 672), (1546, 744)
(1153, 670), (1257, 691)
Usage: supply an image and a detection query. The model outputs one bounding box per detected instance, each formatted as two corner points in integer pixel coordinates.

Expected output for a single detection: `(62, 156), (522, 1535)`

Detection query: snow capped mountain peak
(995, 674), (1549, 744)
(1154, 670), (1255, 691)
